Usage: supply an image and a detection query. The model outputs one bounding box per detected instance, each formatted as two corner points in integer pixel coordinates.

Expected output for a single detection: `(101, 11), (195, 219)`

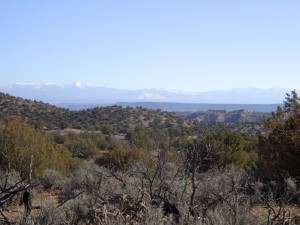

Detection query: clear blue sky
(0, 1), (299, 91)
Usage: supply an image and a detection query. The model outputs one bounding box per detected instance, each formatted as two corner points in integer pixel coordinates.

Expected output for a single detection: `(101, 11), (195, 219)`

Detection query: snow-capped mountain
(73, 81), (92, 89)
(0, 82), (293, 106)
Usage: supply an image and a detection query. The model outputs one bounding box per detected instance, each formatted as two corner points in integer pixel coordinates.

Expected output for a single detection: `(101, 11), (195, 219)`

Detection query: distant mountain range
(0, 82), (292, 111)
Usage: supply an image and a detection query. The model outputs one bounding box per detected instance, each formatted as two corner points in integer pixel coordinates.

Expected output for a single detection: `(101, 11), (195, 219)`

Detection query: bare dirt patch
(2, 190), (60, 223)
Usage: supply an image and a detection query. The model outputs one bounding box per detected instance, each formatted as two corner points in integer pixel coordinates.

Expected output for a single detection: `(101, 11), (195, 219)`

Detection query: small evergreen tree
(259, 90), (300, 180)
(0, 117), (73, 178)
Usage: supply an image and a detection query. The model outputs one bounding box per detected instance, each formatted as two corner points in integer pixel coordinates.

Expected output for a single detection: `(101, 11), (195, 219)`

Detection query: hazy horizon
(0, 82), (293, 106)
(0, 81), (296, 93)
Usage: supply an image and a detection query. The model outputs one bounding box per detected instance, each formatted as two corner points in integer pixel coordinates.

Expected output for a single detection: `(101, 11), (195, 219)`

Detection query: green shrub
(39, 169), (62, 190)
(95, 149), (145, 171)
(0, 117), (73, 178)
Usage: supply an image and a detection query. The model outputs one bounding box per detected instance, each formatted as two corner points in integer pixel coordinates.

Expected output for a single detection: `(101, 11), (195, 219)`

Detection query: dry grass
(250, 205), (300, 224)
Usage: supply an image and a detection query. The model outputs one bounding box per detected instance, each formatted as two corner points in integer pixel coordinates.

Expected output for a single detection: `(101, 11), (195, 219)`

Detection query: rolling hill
(0, 91), (272, 129)
(0, 92), (191, 132)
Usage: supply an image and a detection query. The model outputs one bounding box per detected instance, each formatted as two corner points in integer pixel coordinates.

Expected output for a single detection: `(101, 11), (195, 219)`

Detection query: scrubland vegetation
(1, 91), (300, 224)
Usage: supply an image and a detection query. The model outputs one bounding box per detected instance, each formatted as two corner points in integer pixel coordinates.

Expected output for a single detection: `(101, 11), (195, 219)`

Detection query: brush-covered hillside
(0, 92), (192, 133)
(179, 109), (270, 123)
